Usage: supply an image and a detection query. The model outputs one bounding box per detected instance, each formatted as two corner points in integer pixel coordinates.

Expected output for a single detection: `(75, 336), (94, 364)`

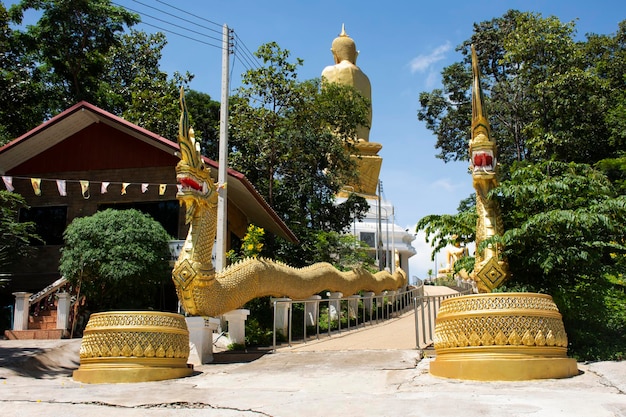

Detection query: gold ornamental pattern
(79, 312), (190, 359)
(433, 293), (568, 349)
(84, 311), (189, 331)
(437, 293), (561, 315)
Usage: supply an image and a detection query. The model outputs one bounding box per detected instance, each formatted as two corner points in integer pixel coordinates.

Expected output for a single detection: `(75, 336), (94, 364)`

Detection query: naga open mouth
(177, 174), (209, 195)
(471, 151), (495, 172)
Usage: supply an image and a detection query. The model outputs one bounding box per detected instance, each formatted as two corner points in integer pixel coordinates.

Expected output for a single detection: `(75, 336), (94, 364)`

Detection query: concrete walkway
(277, 285), (457, 352)
(0, 286), (624, 417)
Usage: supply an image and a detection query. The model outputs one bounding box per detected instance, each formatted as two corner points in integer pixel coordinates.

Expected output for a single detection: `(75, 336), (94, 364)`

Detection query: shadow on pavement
(0, 343), (80, 378)
(211, 347), (271, 364)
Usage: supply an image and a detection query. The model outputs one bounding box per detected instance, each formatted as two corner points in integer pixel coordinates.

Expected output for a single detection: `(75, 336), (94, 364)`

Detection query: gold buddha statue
(322, 24), (372, 142)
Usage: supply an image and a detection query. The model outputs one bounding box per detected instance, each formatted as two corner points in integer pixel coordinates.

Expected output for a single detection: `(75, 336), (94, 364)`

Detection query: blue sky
(12, 0), (626, 278)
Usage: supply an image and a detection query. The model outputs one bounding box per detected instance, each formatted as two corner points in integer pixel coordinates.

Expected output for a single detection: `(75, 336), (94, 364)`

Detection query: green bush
(59, 209), (172, 312)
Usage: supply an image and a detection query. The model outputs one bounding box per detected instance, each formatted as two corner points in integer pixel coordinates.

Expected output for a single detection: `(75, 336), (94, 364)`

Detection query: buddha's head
(331, 24), (358, 64)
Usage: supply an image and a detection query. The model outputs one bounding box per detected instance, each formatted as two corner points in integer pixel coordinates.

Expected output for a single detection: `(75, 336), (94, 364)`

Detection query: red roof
(0, 101), (297, 243)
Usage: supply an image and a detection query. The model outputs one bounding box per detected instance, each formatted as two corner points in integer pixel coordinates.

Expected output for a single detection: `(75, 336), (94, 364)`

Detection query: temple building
(0, 102), (297, 309)
(322, 26), (416, 277)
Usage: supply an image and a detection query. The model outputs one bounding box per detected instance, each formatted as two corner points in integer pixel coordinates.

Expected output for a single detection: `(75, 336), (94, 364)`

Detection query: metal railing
(413, 281), (474, 349)
(271, 284), (425, 351)
(29, 276), (68, 304)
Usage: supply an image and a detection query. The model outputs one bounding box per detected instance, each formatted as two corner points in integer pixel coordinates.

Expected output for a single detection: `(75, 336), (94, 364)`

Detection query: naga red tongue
(180, 177), (201, 190)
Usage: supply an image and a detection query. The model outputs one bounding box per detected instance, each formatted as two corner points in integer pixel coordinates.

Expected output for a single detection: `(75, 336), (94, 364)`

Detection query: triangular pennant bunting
(101, 182), (110, 194)
(80, 180), (90, 199)
(2, 176), (14, 192)
(31, 178), (41, 196)
(56, 179), (67, 196)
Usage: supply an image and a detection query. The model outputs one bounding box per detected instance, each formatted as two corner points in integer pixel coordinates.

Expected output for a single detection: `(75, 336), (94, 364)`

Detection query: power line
(232, 42), (258, 72)
(133, 0), (222, 35)
(153, 0), (223, 31)
(233, 32), (261, 70)
(137, 20), (222, 50)
(133, 0), (262, 72)
(113, 1), (265, 91)
(113, 2), (223, 44)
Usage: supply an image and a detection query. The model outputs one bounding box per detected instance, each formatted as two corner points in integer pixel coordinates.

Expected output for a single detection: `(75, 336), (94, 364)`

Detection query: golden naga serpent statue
(468, 45), (509, 292)
(172, 89), (406, 317)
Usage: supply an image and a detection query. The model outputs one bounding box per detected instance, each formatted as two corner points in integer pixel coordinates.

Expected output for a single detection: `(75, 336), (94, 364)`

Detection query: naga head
(469, 45), (497, 182)
(176, 87), (217, 222)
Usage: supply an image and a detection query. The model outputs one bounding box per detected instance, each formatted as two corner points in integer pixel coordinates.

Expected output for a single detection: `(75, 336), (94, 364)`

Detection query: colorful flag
(31, 178), (41, 196)
(121, 182), (130, 195)
(101, 182), (110, 194)
(141, 183), (149, 193)
(80, 180), (90, 199)
(1, 176), (13, 192)
(56, 179), (67, 196)
(159, 184), (167, 195)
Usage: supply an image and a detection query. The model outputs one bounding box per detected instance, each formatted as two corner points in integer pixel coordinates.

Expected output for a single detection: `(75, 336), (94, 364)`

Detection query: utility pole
(215, 24), (231, 272)
(377, 180), (383, 271)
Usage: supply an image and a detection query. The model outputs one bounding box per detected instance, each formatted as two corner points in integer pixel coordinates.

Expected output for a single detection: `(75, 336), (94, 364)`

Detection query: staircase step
(28, 321), (58, 330)
(36, 309), (56, 317)
(28, 310), (58, 330)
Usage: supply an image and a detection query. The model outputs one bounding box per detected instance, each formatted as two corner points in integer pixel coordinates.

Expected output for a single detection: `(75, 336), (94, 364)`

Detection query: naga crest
(469, 45), (497, 185)
(176, 88), (217, 222)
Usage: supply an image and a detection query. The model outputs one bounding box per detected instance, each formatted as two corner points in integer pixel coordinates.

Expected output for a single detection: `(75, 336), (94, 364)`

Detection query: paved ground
(0, 286), (625, 416)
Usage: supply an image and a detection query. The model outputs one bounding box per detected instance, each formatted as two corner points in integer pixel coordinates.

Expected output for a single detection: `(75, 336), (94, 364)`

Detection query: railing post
(363, 292), (375, 324)
(271, 297), (291, 339)
(56, 292), (71, 331)
(12, 292), (31, 331)
(329, 292), (342, 333)
(186, 316), (219, 365)
(413, 297), (419, 349)
(348, 295), (360, 328)
(272, 300), (277, 351)
(223, 309), (250, 345)
(387, 290), (397, 317)
(305, 295), (321, 328)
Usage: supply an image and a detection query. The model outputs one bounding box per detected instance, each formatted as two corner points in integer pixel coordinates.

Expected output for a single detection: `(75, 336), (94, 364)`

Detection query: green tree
(0, 191), (41, 271)
(0, 2), (46, 144)
(493, 162), (626, 360)
(2, 1), (218, 144)
(311, 231), (377, 273)
(417, 11), (625, 172)
(229, 42), (371, 267)
(59, 209), (172, 311)
(416, 11), (626, 360)
(122, 70), (193, 141)
(9, 0), (139, 114)
(185, 89), (220, 160)
(100, 29), (168, 115)
(417, 10), (532, 168)
(416, 195), (477, 259)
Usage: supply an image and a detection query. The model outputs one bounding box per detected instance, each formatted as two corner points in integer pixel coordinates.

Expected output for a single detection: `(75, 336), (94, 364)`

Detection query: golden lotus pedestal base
(73, 311), (193, 384)
(429, 293), (578, 381)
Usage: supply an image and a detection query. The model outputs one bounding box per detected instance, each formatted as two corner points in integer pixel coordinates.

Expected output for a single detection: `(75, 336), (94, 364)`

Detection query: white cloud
(431, 178), (457, 192)
(425, 70), (439, 89)
(408, 229), (438, 282)
(409, 228), (476, 283)
(409, 41), (451, 74)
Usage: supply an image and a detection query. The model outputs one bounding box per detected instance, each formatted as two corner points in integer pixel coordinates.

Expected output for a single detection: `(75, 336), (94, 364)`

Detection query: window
(360, 232), (376, 248)
(98, 201), (179, 237)
(19, 206), (68, 245)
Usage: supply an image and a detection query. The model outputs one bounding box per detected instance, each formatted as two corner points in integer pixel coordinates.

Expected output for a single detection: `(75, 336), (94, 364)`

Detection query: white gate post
(223, 309), (250, 345)
(12, 292), (32, 331)
(56, 292), (71, 331)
